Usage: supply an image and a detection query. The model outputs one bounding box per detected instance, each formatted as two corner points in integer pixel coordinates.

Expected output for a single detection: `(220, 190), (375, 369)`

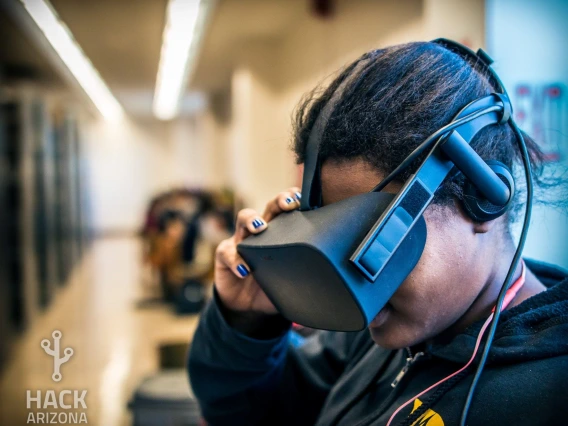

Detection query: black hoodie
(188, 260), (568, 425)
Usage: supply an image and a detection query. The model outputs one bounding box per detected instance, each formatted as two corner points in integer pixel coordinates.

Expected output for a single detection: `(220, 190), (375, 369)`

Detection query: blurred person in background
(141, 188), (235, 312)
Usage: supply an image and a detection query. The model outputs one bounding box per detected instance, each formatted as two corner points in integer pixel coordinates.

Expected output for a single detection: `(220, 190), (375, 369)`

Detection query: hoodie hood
(429, 259), (568, 365)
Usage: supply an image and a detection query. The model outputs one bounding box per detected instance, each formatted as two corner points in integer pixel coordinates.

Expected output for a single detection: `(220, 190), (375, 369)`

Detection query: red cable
(386, 262), (526, 426)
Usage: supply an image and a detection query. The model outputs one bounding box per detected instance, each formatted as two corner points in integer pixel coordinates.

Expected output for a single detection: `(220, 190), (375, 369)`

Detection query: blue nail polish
(285, 197), (294, 204)
(237, 264), (249, 277)
(252, 219), (264, 229)
(295, 192), (302, 200)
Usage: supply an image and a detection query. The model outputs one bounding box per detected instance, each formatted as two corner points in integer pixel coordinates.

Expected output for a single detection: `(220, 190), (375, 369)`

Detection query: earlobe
(453, 200), (496, 234)
(472, 219), (495, 234)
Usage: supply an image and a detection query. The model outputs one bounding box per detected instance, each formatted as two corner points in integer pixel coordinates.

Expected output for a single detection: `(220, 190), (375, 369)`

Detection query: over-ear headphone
(461, 160), (515, 222)
(432, 38), (516, 223)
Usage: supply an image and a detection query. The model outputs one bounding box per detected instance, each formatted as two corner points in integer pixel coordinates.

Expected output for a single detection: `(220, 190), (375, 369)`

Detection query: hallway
(0, 237), (199, 426)
(1, 0), (567, 425)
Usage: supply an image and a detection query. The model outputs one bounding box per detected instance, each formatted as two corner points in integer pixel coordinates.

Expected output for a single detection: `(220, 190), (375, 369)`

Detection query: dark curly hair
(292, 41), (554, 223)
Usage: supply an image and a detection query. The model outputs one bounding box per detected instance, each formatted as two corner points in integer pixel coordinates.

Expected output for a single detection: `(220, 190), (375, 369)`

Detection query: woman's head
(292, 41), (545, 348)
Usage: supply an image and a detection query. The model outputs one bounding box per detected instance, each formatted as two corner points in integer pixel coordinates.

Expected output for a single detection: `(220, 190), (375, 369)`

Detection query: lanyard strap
(494, 260), (526, 313)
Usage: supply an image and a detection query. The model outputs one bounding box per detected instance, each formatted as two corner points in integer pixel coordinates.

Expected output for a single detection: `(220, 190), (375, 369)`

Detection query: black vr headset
(237, 39), (523, 332)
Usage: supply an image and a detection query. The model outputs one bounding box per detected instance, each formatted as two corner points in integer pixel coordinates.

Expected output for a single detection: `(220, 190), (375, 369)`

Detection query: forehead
(320, 158), (398, 205)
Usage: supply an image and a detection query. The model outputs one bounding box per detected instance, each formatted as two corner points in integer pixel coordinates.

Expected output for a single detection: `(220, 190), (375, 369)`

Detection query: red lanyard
(494, 260), (526, 313)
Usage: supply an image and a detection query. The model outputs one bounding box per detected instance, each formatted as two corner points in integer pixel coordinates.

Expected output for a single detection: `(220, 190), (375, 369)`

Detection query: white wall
(82, 118), (162, 233)
(487, 0), (568, 269)
(82, 115), (210, 233)
(227, 45), (297, 212)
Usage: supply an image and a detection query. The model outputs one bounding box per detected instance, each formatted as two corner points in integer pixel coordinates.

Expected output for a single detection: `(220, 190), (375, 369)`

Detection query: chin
(367, 306), (412, 349)
(368, 322), (410, 350)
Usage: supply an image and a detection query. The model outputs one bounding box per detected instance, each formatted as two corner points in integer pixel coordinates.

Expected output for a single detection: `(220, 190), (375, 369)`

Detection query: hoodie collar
(429, 261), (568, 365)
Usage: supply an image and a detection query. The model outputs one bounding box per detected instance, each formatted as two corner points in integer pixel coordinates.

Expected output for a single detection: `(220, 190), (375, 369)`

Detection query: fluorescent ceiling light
(21, 0), (124, 121)
(153, 0), (202, 120)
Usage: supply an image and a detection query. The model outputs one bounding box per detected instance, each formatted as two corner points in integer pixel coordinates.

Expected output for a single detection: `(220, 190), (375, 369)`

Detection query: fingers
(218, 187), (302, 280)
(262, 187), (302, 221)
(234, 208), (267, 242)
(216, 238), (251, 279)
(233, 187), (302, 240)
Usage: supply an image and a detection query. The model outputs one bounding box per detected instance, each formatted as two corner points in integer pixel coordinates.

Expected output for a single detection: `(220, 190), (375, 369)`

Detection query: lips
(370, 304), (391, 328)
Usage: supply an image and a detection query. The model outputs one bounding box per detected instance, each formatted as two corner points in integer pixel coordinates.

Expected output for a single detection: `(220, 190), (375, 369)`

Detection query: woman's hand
(215, 187), (301, 315)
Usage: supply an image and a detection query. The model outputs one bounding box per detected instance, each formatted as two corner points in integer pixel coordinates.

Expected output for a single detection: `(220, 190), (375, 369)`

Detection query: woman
(188, 41), (568, 425)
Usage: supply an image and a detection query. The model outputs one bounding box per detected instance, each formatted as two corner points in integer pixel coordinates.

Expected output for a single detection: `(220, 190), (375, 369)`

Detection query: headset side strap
(300, 59), (371, 210)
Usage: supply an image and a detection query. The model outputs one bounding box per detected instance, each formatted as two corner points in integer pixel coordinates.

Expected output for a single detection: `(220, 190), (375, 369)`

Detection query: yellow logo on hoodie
(410, 398), (444, 426)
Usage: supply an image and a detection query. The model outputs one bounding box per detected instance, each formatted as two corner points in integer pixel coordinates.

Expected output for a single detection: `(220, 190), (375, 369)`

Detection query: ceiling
(49, 0), (168, 116)
(0, 0), (321, 115)
(0, 9), (63, 85)
(50, 0), (167, 91)
(191, 0), (309, 92)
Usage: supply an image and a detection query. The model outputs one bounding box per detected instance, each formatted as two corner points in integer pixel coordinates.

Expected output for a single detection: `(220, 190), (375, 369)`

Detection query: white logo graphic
(41, 330), (74, 382)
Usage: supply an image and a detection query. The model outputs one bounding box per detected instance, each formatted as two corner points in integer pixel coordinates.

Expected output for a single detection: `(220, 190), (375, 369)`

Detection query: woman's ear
(472, 219), (498, 234)
(453, 199), (500, 234)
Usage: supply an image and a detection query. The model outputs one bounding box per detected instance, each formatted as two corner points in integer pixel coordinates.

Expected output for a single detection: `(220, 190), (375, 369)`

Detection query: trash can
(129, 369), (202, 426)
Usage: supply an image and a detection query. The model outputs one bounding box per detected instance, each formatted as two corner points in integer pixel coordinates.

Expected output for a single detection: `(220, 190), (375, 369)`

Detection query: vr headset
(237, 39), (517, 332)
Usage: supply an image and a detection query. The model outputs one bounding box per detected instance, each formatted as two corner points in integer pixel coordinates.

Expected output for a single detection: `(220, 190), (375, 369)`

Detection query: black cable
(371, 105), (502, 193)
(459, 121), (533, 425)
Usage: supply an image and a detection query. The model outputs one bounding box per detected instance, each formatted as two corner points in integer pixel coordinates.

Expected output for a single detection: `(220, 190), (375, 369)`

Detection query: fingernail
(285, 197), (295, 204)
(237, 264), (249, 277)
(252, 218), (265, 229)
(295, 192), (302, 200)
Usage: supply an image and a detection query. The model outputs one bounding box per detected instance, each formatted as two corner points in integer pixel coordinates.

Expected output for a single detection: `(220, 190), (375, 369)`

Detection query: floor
(0, 237), (200, 426)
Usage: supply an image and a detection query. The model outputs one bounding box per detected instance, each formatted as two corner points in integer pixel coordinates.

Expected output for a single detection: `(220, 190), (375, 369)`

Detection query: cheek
(369, 219), (480, 348)
(396, 223), (471, 310)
